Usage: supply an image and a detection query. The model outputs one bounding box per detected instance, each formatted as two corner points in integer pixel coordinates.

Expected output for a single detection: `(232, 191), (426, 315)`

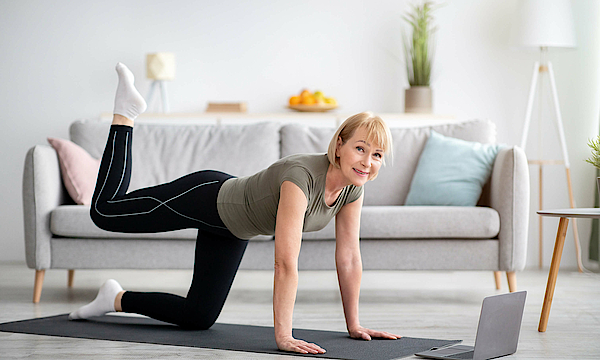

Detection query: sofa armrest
(23, 145), (67, 270)
(490, 146), (530, 271)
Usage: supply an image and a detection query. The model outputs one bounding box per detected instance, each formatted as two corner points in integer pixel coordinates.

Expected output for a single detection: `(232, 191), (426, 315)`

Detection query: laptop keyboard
(444, 350), (475, 359)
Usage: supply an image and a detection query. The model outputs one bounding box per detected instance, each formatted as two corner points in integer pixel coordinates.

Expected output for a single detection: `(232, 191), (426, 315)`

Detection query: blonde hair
(327, 112), (393, 181)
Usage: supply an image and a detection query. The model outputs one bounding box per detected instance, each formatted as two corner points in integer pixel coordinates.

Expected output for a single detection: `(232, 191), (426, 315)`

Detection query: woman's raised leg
(89, 64), (232, 234)
(70, 63), (247, 325)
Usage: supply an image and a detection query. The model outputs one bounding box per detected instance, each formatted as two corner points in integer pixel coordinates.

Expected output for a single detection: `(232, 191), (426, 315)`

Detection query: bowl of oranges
(288, 89), (338, 112)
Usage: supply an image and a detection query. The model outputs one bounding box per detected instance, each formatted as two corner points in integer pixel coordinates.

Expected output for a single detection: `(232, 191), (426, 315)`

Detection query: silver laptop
(415, 291), (527, 360)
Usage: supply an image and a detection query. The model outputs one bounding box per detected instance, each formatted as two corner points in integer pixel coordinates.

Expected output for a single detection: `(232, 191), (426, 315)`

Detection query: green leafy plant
(402, 1), (440, 87)
(586, 135), (600, 170)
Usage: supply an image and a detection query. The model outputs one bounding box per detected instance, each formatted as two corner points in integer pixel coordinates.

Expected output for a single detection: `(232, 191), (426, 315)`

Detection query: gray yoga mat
(0, 314), (460, 360)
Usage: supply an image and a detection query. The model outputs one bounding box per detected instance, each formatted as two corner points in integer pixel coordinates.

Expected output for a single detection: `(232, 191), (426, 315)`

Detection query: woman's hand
(348, 325), (401, 341)
(276, 335), (326, 354)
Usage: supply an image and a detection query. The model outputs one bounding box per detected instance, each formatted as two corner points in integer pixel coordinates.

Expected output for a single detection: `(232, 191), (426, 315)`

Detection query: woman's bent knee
(90, 206), (118, 232)
(180, 308), (218, 330)
(181, 316), (216, 330)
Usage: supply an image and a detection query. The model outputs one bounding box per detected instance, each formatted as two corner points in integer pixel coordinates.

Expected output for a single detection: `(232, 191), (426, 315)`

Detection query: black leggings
(90, 125), (248, 329)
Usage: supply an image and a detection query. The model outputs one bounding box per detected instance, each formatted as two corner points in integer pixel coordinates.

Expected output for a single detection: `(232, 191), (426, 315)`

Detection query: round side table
(536, 208), (600, 332)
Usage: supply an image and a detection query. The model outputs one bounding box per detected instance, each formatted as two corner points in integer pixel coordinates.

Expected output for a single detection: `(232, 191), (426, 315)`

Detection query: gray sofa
(23, 118), (529, 303)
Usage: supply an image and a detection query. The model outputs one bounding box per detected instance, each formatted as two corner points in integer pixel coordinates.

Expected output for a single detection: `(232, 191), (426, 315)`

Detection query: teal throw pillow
(405, 130), (503, 206)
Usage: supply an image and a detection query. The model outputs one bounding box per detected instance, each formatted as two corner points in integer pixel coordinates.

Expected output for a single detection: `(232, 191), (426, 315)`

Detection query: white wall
(1, 0), (598, 269)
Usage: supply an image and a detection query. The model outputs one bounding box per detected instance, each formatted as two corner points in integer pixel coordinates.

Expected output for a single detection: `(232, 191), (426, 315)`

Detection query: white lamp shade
(146, 53), (176, 80)
(512, 0), (576, 48)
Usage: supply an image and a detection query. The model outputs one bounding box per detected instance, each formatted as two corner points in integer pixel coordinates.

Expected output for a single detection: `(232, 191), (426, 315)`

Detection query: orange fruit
(302, 95), (316, 105)
(300, 89), (312, 98)
(289, 95), (301, 106)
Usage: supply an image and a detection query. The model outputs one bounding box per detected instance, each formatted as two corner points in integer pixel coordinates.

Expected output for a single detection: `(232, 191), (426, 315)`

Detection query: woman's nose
(362, 155), (371, 167)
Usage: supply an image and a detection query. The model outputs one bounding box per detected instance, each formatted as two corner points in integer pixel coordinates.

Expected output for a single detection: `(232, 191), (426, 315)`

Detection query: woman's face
(336, 126), (384, 186)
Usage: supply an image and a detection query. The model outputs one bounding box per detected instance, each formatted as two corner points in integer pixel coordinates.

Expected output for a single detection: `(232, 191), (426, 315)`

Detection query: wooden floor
(0, 262), (599, 359)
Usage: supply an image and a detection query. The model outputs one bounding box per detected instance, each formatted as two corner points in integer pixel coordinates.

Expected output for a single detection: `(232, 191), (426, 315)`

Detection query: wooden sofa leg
(68, 269), (75, 288)
(507, 271), (517, 292)
(494, 271), (502, 290)
(33, 270), (45, 303)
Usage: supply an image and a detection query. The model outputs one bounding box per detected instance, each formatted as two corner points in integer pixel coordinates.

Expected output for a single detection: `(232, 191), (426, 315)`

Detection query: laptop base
(415, 344), (474, 359)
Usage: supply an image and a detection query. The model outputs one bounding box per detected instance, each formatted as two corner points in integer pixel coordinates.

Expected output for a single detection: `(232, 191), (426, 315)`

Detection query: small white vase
(405, 86), (432, 113)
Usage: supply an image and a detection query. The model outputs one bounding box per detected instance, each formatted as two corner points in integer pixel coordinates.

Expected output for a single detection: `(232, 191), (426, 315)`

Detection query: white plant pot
(405, 86), (432, 113)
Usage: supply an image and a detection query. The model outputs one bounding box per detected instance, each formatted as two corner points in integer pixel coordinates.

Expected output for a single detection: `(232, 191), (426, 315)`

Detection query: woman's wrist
(274, 326), (293, 340)
(343, 305), (361, 332)
(275, 332), (295, 348)
(275, 333), (293, 341)
(347, 322), (361, 332)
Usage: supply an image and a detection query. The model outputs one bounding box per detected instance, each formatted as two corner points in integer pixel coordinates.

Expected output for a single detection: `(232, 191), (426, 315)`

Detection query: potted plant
(402, 1), (439, 113)
(585, 135), (600, 194)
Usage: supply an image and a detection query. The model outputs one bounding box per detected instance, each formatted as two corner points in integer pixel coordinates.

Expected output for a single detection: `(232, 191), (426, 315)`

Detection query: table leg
(539, 165), (543, 269)
(538, 217), (569, 332)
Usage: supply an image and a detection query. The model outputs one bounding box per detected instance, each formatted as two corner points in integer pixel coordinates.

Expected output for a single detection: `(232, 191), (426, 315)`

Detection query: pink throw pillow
(47, 137), (101, 205)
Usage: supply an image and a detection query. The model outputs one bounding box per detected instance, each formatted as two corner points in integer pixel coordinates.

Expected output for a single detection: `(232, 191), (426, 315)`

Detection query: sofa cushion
(301, 205), (500, 240)
(405, 130), (502, 206)
(51, 205), (272, 241)
(47, 137), (100, 205)
(70, 120), (281, 192)
(280, 120), (497, 206)
(51, 204), (498, 241)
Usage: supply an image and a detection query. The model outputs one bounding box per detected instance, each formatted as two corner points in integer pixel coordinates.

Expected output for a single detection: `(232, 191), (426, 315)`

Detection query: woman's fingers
(287, 339), (326, 354)
(298, 345), (320, 354)
(352, 327), (402, 340)
(303, 341), (326, 354)
(379, 331), (400, 339)
(377, 330), (402, 339)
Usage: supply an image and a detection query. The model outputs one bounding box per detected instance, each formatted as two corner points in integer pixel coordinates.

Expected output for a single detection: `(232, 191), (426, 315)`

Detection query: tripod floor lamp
(513, 0), (583, 271)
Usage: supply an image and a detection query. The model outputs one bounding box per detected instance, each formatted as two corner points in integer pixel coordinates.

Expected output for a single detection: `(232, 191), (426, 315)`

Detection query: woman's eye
(356, 146), (364, 152)
(374, 153), (382, 158)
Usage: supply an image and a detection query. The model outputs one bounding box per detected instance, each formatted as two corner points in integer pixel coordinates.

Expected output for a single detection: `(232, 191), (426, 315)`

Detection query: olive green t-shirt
(216, 153), (363, 240)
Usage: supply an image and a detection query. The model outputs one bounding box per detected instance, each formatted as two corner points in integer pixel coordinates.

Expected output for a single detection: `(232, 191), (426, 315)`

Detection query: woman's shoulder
(277, 153), (328, 169)
(274, 154), (328, 195)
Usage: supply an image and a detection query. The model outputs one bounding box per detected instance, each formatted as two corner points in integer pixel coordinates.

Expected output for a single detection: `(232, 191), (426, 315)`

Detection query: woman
(70, 63), (400, 354)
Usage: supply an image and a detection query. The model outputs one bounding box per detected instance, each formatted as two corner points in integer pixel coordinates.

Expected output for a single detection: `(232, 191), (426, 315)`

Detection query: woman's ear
(336, 136), (343, 157)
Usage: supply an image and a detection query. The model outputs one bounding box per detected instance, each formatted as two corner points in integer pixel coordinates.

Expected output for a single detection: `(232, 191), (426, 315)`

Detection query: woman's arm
(273, 181), (326, 355)
(335, 194), (363, 332)
(335, 194), (400, 340)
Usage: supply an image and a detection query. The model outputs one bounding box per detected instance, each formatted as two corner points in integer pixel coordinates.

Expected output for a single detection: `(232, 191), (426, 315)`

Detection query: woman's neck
(325, 163), (351, 197)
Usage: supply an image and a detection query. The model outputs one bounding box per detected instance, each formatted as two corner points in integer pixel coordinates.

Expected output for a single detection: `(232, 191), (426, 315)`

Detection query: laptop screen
(473, 291), (527, 360)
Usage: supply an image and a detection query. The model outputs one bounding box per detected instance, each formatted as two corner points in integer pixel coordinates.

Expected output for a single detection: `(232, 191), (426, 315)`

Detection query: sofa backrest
(70, 118), (496, 206)
(280, 119), (497, 206)
(70, 120), (281, 192)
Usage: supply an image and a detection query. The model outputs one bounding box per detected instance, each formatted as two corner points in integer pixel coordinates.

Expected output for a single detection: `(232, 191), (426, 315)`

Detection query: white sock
(113, 62), (147, 121)
(69, 279), (123, 320)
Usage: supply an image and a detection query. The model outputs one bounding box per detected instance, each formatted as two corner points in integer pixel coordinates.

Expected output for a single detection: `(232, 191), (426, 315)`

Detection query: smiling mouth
(353, 168), (369, 176)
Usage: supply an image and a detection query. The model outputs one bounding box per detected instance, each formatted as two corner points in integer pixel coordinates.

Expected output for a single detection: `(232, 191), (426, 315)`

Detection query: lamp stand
(520, 50), (583, 272)
(146, 80), (170, 113)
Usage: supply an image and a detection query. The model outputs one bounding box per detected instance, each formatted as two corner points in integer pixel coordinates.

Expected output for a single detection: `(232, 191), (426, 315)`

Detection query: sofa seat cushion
(51, 205), (272, 241)
(302, 205), (500, 240)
